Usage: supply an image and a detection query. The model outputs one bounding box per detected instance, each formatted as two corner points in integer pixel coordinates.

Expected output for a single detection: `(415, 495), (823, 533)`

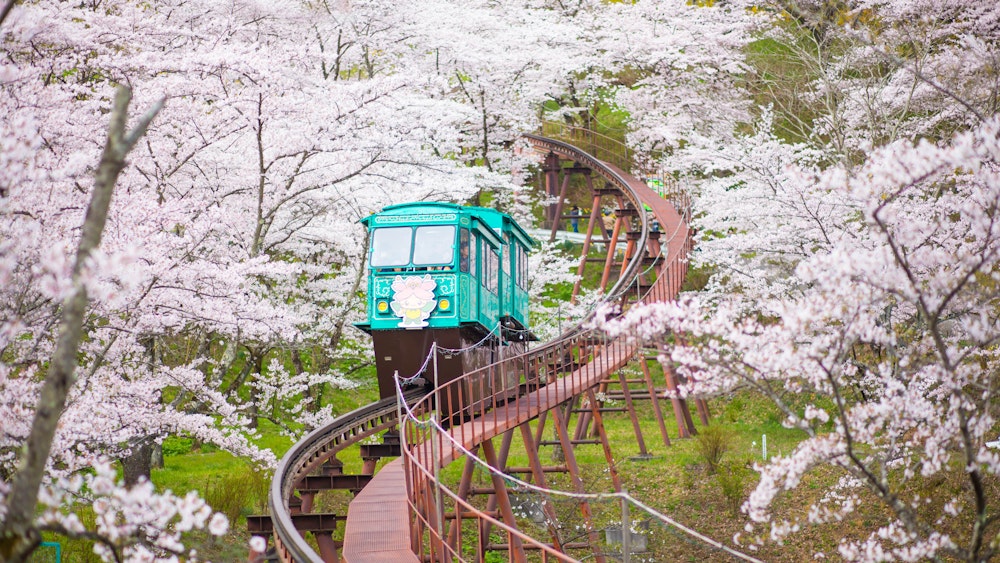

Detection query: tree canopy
(2, 0), (999, 561)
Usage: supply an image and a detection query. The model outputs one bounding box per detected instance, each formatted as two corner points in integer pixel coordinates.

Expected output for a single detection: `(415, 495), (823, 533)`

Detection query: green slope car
(355, 202), (537, 407)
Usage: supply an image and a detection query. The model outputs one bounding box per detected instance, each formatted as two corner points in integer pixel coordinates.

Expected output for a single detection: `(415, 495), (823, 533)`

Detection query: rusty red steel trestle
(260, 132), (701, 563)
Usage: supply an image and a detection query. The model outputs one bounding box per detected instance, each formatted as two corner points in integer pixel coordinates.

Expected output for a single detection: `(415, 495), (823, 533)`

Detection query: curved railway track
(265, 133), (692, 562)
(266, 392), (423, 561)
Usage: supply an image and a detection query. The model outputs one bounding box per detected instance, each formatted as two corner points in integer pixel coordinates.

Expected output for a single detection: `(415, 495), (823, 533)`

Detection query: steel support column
(552, 405), (605, 563)
(572, 187), (604, 302)
(585, 388), (623, 492)
(446, 451), (478, 552)
(599, 197), (626, 292)
(640, 357), (672, 448)
(616, 367), (649, 458)
(482, 438), (527, 563)
(518, 422), (564, 552)
(479, 430), (516, 559)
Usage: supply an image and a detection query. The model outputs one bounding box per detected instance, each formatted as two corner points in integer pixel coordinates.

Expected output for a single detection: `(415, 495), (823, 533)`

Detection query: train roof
(361, 202), (537, 248)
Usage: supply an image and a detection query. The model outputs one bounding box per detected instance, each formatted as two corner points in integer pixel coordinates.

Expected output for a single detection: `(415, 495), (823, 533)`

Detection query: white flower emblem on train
(390, 275), (437, 328)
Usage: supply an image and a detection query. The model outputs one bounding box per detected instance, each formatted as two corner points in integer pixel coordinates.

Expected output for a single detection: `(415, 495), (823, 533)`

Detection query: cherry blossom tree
(760, 0), (1000, 154)
(590, 0), (755, 165)
(0, 83), (235, 562)
(0, 0), (529, 558)
(604, 116), (1000, 562)
(1, 0), (810, 558)
(390, 0), (587, 198)
(597, 1), (1000, 560)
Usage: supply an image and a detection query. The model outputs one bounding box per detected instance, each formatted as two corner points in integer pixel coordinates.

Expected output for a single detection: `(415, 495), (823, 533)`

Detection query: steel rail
(268, 392), (423, 561)
(522, 133), (650, 319)
(268, 133), (682, 562)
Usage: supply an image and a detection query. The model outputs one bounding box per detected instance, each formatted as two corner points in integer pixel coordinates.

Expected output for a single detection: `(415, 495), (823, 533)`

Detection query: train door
(459, 228), (473, 320)
(499, 232), (513, 322)
(481, 242), (500, 329)
(470, 231), (479, 326)
(515, 240), (529, 326)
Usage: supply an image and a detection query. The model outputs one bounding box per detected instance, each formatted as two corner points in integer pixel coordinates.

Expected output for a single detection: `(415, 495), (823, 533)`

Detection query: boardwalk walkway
(341, 459), (419, 563)
(341, 339), (636, 560)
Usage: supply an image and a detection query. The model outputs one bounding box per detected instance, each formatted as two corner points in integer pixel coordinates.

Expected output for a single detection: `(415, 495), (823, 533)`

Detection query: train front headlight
(438, 298), (450, 311)
(376, 300), (389, 314)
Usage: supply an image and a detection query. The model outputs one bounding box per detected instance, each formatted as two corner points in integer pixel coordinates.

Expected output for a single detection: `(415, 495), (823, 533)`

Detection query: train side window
(487, 249), (499, 293)
(472, 233), (480, 277)
(501, 234), (511, 276)
(513, 244), (519, 289)
(483, 248), (490, 291)
(459, 228), (470, 272)
(519, 245), (528, 289)
(412, 225), (455, 266)
(480, 239), (490, 288)
(524, 245), (529, 288)
(370, 227), (412, 267)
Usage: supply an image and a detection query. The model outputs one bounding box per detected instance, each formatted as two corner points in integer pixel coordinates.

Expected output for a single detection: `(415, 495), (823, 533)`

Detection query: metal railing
(267, 131), (693, 562)
(398, 134), (693, 562)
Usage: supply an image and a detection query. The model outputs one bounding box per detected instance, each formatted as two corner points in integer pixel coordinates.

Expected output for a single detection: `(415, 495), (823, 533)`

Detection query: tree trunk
(247, 351), (265, 430)
(121, 437), (154, 487)
(150, 441), (164, 469)
(0, 87), (162, 563)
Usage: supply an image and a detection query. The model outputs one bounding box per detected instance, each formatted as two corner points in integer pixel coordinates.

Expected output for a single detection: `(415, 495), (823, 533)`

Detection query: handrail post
(429, 413), (447, 562)
(621, 493), (631, 563)
(432, 342), (440, 419)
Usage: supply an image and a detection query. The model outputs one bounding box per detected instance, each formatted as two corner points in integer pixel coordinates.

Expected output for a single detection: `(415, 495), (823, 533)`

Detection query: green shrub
(694, 425), (733, 474)
(202, 469), (267, 523)
(161, 436), (194, 457)
(715, 460), (751, 516)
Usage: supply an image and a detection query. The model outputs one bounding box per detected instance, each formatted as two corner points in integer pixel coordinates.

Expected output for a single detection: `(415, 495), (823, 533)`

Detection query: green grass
(431, 381), (816, 562)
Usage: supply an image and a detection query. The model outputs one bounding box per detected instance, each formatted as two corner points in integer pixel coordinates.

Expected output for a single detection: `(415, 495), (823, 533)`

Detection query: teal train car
(355, 202), (536, 402)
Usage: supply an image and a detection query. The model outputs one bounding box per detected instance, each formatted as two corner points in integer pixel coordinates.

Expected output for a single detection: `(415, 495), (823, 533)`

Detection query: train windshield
(370, 227), (412, 266)
(412, 225), (455, 265)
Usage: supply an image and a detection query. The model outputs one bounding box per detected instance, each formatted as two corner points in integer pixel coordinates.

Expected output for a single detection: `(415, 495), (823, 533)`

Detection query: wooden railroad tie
(247, 513), (342, 534)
